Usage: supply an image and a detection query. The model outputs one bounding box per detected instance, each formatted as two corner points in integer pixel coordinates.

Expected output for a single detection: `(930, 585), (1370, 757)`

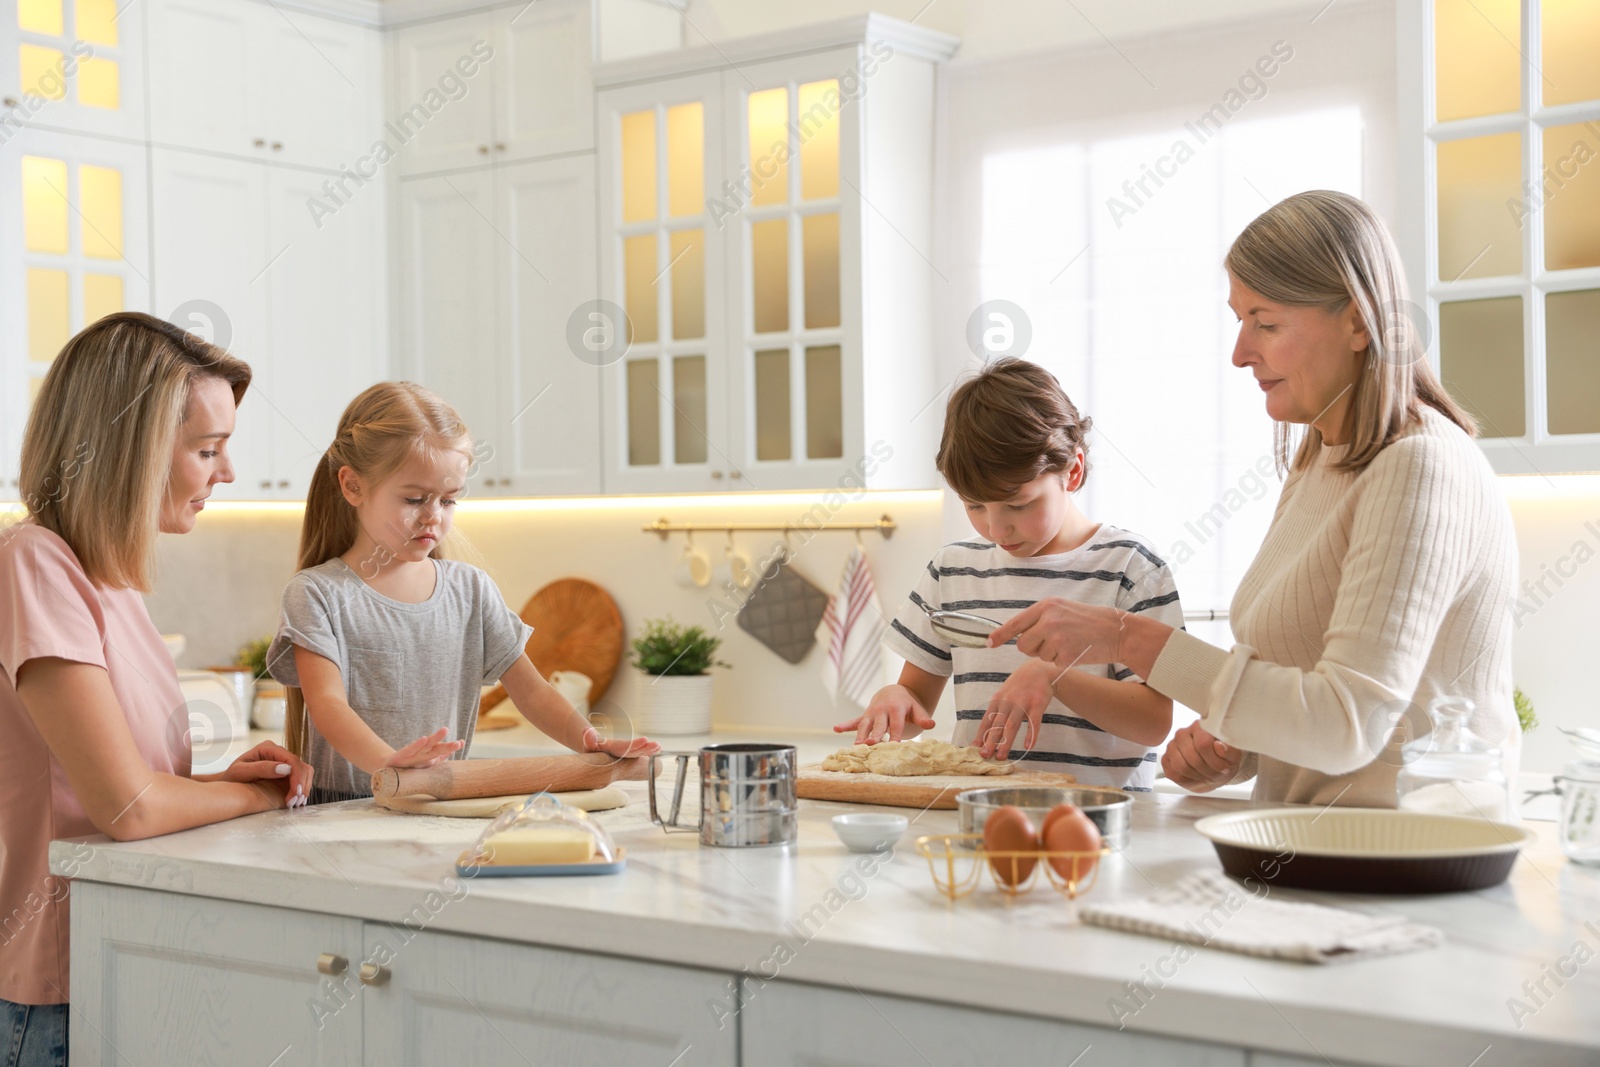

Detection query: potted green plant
(629, 618), (730, 735)
(235, 637), (285, 730)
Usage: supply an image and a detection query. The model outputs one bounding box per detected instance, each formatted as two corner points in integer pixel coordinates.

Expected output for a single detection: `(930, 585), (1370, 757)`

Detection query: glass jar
(1396, 697), (1514, 823)
(1556, 759), (1600, 866)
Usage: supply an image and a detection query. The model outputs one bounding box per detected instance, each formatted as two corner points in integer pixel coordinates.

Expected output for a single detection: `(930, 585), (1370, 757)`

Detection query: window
(979, 108), (1364, 615)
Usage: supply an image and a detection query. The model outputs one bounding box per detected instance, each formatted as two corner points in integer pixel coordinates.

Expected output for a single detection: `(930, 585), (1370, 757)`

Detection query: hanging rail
(642, 514), (896, 541)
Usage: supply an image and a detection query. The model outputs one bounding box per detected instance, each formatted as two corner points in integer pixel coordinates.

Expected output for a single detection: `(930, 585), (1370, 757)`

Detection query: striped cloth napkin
(817, 546), (888, 708)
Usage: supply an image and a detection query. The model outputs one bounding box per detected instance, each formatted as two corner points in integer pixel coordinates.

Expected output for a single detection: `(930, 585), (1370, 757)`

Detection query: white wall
(145, 492), (949, 736)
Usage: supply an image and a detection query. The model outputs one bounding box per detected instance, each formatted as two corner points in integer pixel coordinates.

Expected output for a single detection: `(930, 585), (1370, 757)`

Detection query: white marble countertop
(53, 741), (1600, 1067)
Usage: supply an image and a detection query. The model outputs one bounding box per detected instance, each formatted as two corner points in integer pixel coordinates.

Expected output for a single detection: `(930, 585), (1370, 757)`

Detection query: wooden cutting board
(796, 763), (1076, 810)
(478, 578), (625, 718)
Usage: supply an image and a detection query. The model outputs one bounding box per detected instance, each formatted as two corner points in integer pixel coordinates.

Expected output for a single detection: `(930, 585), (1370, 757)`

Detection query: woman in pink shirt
(0, 312), (315, 1067)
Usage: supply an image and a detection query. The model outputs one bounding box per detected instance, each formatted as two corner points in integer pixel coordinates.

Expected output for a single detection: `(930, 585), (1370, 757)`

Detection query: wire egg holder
(915, 833), (1111, 903)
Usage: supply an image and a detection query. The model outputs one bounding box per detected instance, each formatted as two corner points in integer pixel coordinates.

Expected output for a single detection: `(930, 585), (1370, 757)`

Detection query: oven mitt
(737, 550), (831, 664)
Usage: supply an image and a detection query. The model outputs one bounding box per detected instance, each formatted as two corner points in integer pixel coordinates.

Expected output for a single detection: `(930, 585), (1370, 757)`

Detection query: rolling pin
(371, 754), (654, 801)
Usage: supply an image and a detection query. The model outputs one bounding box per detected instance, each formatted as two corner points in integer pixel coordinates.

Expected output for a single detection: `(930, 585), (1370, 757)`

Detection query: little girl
(267, 382), (656, 805)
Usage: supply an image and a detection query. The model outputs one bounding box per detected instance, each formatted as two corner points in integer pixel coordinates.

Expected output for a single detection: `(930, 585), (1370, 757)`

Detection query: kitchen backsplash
(145, 482), (1595, 773)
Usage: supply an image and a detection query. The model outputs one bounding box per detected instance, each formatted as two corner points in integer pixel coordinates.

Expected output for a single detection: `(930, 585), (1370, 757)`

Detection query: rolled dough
(821, 739), (1014, 777)
(375, 784), (628, 818)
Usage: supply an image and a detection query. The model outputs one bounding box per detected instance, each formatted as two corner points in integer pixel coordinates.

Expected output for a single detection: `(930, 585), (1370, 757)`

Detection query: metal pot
(648, 743), (797, 847)
(956, 785), (1134, 851)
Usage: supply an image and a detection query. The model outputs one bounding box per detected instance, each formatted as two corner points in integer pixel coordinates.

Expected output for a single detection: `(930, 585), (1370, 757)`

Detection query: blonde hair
(20, 311), (250, 590)
(1225, 190), (1474, 474)
(283, 381), (474, 758)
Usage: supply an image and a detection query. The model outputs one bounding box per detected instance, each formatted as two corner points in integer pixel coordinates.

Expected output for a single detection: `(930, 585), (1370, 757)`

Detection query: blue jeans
(2, 999), (67, 1067)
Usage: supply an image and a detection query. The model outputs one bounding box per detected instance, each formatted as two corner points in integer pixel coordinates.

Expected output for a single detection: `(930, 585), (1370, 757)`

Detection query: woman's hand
(1161, 722), (1243, 792)
(582, 727), (660, 759)
(835, 685), (936, 744)
(381, 727), (464, 770)
(215, 740), (315, 810)
(988, 598), (1125, 667)
(976, 660), (1060, 760)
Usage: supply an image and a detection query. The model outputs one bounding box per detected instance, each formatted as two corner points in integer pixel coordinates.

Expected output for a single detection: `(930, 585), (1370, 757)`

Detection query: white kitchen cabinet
(388, 1), (596, 179)
(740, 980), (1247, 1067)
(1, 0), (148, 141)
(386, 13), (497, 176)
(396, 156), (603, 496)
(152, 146), (385, 500)
(360, 924), (736, 1066)
(0, 127), (151, 499)
(1398, 0), (1600, 474)
(492, 2), (594, 163)
(596, 18), (956, 495)
(264, 164), (388, 494)
(596, 71), (729, 494)
(151, 148), (271, 498)
(497, 154), (603, 495)
(68, 881), (365, 1067)
(394, 169), (505, 487)
(147, 0), (380, 172)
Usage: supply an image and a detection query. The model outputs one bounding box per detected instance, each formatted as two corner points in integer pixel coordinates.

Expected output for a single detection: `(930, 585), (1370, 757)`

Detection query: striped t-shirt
(882, 526), (1185, 790)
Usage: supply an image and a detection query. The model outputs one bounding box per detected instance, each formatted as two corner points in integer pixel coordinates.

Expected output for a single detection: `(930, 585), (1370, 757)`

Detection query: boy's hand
(977, 660), (1060, 761)
(382, 727), (464, 770)
(834, 685), (935, 744)
(1161, 722), (1243, 792)
(582, 727), (660, 759)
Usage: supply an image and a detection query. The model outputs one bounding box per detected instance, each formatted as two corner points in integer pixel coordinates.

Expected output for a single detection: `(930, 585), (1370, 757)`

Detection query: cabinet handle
(494, 142), (506, 152)
(271, 142), (283, 151)
(259, 479), (272, 489)
(317, 953), (348, 976)
(277, 479), (290, 489)
(478, 145), (490, 155)
(2, 97), (18, 108)
(730, 470), (742, 480)
(253, 138), (265, 148)
(358, 962), (390, 986)
(710, 470), (723, 480)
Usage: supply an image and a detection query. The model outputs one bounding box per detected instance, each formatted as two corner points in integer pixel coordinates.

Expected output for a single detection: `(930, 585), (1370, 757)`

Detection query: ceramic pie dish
(1193, 807), (1537, 894)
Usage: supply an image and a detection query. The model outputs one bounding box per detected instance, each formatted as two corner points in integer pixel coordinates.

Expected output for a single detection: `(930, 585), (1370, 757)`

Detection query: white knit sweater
(1148, 406), (1519, 807)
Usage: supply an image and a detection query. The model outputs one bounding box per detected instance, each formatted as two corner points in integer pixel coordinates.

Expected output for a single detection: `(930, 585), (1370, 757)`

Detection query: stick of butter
(481, 827), (596, 866)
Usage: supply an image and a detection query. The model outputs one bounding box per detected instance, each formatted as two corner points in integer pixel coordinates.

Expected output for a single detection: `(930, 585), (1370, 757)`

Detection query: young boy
(835, 359), (1184, 790)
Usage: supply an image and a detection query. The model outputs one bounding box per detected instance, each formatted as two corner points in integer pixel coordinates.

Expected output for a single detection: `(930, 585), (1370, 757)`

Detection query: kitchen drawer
(740, 979), (1247, 1067)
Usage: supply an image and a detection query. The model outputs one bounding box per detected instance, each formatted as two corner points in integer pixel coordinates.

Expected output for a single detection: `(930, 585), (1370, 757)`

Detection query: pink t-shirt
(0, 521), (188, 1005)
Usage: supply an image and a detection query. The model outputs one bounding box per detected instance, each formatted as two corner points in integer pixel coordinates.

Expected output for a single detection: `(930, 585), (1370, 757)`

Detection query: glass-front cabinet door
(2, 0), (146, 140)
(723, 53), (859, 491)
(0, 128), (149, 498)
(598, 72), (728, 494)
(1407, 0), (1600, 473)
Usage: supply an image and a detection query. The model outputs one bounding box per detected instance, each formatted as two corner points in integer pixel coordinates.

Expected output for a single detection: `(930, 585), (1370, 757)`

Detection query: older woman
(988, 191), (1517, 808)
(0, 313), (314, 1066)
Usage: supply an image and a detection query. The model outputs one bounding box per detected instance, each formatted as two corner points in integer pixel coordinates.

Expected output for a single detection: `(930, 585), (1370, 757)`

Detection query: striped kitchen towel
(817, 546), (889, 708)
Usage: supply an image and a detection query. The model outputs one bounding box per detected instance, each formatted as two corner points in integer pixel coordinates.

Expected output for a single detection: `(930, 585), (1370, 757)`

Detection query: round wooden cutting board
(478, 578), (625, 719)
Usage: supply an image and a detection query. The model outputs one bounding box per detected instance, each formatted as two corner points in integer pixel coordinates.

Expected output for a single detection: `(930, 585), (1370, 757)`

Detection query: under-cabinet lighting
(185, 489), (944, 515)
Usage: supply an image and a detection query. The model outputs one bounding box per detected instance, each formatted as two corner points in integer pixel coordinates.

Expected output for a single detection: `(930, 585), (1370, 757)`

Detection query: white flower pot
(631, 672), (715, 736)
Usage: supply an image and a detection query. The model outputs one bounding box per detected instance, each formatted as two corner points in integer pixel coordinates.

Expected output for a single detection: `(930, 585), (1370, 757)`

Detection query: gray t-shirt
(266, 557), (533, 798)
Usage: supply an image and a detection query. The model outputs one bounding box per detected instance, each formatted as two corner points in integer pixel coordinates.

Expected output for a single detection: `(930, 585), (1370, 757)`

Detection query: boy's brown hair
(935, 358), (1092, 502)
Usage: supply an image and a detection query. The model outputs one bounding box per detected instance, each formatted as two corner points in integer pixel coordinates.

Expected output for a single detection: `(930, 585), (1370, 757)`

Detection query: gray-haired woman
(989, 190), (1518, 808)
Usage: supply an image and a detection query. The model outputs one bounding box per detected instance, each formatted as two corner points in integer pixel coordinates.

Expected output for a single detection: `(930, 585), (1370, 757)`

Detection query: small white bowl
(831, 813), (908, 853)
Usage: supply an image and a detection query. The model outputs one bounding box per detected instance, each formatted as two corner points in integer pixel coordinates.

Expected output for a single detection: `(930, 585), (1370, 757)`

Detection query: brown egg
(1041, 803), (1103, 882)
(982, 805), (1039, 887)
